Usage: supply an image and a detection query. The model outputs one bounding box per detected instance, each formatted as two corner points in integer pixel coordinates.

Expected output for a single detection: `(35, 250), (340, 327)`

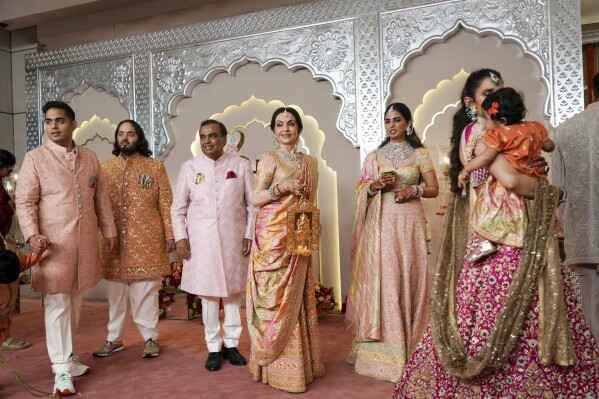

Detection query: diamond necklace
(380, 141), (414, 169)
(277, 148), (303, 168)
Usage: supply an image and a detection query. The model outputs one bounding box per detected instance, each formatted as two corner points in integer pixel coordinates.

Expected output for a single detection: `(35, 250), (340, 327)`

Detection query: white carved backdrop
(24, 0), (583, 300)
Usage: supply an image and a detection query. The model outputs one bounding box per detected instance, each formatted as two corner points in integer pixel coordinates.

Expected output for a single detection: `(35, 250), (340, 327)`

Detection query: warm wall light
(2, 161), (20, 196)
(436, 145), (450, 215)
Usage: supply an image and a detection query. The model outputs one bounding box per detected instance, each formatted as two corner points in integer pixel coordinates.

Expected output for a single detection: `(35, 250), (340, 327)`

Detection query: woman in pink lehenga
(246, 107), (324, 393)
(345, 103), (439, 382)
(393, 69), (599, 398)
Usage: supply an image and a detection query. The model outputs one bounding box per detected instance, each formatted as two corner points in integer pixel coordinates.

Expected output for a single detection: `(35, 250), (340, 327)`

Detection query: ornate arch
(153, 20), (355, 158)
(380, 0), (581, 129)
(25, 0), (582, 157)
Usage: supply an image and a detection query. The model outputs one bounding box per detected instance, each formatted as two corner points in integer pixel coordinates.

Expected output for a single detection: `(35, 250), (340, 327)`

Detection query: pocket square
(226, 171), (237, 179)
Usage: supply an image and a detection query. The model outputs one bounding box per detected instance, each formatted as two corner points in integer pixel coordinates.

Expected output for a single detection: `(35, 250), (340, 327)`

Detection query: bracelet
(411, 185), (423, 198)
(411, 185), (418, 197)
(367, 184), (377, 197)
(268, 184), (280, 201)
(558, 186), (567, 205)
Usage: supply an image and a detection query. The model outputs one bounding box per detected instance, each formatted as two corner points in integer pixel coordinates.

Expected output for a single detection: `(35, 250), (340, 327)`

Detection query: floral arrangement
(159, 262), (182, 316)
(187, 294), (202, 319)
(314, 281), (336, 314)
(159, 261), (205, 319)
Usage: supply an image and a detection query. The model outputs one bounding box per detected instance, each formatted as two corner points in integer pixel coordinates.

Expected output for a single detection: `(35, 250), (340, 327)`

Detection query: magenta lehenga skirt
(393, 236), (599, 399)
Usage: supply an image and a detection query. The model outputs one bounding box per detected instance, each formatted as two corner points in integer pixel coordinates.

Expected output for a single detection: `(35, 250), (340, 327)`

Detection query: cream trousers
(106, 278), (161, 343)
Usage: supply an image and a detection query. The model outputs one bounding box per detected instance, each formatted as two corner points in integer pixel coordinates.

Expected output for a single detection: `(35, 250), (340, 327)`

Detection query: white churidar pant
(44, 289), (84, 372)
(201, 293), (242, 352)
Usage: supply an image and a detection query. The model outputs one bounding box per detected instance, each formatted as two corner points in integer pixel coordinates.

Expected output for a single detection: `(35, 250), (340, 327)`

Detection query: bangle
(410, 185), (423, 198)
(268, 184), (280, 201)
(411, 185), (418, 197)
(367, 184), (377, 197)
(558, 186), (567, 205)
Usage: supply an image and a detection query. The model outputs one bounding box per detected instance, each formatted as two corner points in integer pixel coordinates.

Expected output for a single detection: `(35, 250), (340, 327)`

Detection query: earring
(273, 138), (280, 149)
(406, 126), (413, 136)
(466, 107), (478, 121)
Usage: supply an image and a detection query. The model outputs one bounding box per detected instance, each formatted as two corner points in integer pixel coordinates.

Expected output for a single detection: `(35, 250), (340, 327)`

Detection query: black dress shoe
(221, 346), (247, 366)
(205, 352), (222, 371)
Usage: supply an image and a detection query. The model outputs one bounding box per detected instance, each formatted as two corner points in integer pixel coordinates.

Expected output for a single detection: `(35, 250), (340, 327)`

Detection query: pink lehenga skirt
(393, 236), (599, 398)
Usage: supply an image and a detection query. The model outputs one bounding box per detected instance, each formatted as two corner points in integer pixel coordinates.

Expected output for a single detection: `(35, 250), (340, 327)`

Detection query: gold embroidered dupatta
(247, 153), (319, 366)
(345, 152), (382, 341)
(430, 180), (576, 379)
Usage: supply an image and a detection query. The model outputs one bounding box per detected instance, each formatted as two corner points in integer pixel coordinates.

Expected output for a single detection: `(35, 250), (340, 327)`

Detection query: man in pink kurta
(171, 119), (255, 372)
(15, 101), (117, 397)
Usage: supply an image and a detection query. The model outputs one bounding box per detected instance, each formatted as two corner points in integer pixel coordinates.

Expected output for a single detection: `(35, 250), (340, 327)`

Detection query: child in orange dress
(0, 241), (47, 349)
(458, 87), (555, 262)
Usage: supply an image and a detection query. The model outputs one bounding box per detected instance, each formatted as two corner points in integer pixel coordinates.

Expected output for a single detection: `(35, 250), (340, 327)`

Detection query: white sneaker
(54, 371), (76, 396)
(69, 354), (90, 376)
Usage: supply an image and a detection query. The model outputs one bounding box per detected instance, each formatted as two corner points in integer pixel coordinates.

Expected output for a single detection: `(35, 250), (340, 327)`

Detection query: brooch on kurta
(194, 173), (205, 184)
(138, 173), (153, 189)
(88, 176), (98, 188)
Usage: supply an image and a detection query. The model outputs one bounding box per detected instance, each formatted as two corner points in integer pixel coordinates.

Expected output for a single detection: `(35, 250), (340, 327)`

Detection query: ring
(544, 166), (550, 173)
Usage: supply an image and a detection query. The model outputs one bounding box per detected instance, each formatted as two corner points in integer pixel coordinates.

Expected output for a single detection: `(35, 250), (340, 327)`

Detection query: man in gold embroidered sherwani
(554, 72), (599, 342)
(93, 119), (175, 360)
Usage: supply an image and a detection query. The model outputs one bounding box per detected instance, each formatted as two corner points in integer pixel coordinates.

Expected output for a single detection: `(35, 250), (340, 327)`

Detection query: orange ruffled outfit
(471, 121), (549, 247)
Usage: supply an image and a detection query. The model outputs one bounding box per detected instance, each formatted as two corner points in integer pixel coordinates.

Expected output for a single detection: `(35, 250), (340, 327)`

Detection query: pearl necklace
(277, 148), (303, 168)
(380, 141), (413, 169)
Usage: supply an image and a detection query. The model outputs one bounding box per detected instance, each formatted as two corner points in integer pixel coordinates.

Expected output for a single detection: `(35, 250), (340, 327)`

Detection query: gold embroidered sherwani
(100, 154), (174, 279)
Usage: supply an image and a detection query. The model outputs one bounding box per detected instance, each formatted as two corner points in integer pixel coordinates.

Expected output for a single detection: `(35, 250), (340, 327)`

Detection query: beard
(118, 141), (140, 156)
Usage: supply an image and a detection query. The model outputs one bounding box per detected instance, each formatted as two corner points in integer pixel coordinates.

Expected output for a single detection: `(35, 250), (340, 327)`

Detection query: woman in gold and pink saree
(345, 103), (439, 382)
(246, 107), (324, 393)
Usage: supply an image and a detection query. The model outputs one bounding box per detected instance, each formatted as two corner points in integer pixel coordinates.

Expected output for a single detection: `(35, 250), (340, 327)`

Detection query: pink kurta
(171, 152), (255, 297)
(16, 141), (116, 294)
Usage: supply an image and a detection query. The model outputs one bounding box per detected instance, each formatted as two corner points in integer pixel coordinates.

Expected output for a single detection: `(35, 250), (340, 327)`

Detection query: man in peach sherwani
(171, 119), (255, 372)
(16, 101), (117, 397)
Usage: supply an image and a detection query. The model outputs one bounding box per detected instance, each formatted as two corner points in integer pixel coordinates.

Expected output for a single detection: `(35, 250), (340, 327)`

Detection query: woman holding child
(393, 69), (599, 397)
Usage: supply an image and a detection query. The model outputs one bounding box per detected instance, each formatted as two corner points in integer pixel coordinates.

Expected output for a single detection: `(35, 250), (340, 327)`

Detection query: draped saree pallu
(394, 181), (599, 398)
(246, 150), (324, 393)
(345, 148), (431, 382)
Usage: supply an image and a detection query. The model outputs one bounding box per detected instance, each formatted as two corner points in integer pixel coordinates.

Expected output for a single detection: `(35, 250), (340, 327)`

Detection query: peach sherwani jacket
(16, 141), (116, 294)
(171, 153), (255, 297)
